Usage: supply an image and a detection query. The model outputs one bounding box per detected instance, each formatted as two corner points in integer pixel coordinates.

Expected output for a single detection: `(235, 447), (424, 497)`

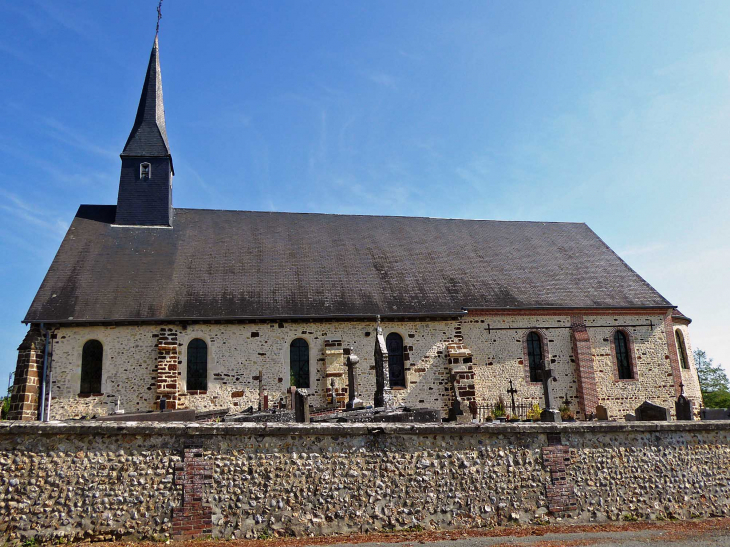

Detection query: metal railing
(476, 402), (536, 422)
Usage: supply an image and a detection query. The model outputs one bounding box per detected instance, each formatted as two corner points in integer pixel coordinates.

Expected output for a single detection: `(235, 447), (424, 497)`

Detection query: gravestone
(635, 400), (670, 421)
(448, 397), (469, 423)
(294, 389), (310, 423)
(595, 404), (609, 421)
(468, 399), (478, 420)
(700, 408), (730, 420)
(675, 394), (693, 421)
(372, 408), (442, 423)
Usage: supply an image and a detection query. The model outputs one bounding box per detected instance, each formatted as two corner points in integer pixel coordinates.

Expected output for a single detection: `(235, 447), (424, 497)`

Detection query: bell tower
(115, 36), (174, 227)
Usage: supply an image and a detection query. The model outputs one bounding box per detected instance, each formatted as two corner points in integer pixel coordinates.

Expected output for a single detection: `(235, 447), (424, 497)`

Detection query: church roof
(24, 206), (672, 324)
(120, 37), (172, 168)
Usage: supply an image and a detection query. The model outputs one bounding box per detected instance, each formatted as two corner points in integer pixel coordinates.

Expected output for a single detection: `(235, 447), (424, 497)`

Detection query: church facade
(9, 38), (701, 422)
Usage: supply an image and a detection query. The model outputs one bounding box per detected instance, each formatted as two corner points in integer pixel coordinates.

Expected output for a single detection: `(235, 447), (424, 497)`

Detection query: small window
(526, 331), (543, 382)
(187, 339), (208, 391)
(386, 332), (406, 388)
(676, 330), (689, 370)
(614, 331), (633, 379)
(290, 338), (310, 388)
(140, 162), (151, 180)
(80, 340), (103, 394)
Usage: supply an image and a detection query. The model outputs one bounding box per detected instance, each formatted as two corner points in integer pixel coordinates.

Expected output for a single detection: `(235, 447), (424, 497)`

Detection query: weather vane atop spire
(156, 0), (164, 36)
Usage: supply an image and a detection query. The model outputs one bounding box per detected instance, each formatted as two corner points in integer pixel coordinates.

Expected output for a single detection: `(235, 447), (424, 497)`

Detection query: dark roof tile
(24, 206), (672, 323)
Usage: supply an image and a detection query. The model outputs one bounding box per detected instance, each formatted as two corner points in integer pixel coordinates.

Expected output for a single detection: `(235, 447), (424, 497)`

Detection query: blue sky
(1, 0), (729, 388)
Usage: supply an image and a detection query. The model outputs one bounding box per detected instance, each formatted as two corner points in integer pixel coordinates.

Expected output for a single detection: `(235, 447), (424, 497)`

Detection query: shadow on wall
(403, 342), (453, 415)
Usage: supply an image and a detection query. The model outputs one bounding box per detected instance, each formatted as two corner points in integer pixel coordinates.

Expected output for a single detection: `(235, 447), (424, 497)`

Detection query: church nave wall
(39, 311), (700, 421)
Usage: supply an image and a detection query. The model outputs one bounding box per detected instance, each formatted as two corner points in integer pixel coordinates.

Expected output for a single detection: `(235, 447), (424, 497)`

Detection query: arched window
(675, 330), (689, 370)
(290, 338), (310, 388)
(614, 331), (633, 379)
(80, 340), (103, 394)
(526, 332), (543, 383)
(386, 332), (406, 388)
(187, 339), (208, 391)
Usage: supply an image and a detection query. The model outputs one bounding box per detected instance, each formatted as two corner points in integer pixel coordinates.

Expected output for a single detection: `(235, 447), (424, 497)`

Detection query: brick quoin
(8, 326), (46, 421)
(663, 310), (683, 398)
(173, 445), (213, 539)
(570, 315), (598, 419)
(156, 328), (181, 410)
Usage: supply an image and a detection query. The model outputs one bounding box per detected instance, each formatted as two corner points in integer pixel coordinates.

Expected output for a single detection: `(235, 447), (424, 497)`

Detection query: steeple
(115, 36), (174, 227)
(121, 36), (173, 166)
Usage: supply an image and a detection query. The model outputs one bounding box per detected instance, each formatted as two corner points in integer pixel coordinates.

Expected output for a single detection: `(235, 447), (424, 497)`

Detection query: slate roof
(24, 206), (672, 324)
(121, 36), (172, 169)
(672, 309), (692, 323)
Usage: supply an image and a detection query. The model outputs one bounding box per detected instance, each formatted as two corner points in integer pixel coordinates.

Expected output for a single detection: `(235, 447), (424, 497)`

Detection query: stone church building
(9, 37), (701, 422)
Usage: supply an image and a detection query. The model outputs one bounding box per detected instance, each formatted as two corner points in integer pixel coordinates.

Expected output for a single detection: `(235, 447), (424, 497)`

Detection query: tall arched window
(386, 332), (406, 388)
(187, 339), (208, 391)
(526, 332), (543, 383)
(675, 330), (689, 370)
(614, 331), (633, 379)
(80, 340), (103, 394)
(290, 338), (310, 388)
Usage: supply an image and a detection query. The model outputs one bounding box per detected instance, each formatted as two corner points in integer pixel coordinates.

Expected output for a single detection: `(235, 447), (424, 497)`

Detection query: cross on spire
(156, 0), (164, 36)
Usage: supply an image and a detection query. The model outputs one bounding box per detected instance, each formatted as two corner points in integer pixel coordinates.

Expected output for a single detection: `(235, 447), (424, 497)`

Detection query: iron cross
(507, 379), (518, 415)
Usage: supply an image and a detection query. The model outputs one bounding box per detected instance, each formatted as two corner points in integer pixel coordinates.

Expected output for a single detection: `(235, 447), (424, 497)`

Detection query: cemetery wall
(1, 421), (729, 542)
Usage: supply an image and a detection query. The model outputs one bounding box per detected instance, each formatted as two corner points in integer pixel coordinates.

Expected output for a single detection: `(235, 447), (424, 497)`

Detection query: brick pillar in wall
(542, 433), (577, 515)
(156, 328), (180, 410)
(173, 444), (213, 538)
(8, 326), (46, 421)
(663, 310), (683, 398)
(570, 316), (598, 419)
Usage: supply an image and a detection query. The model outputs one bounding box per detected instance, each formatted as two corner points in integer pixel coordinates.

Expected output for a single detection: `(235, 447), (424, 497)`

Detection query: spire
(121, 36), (173, 173)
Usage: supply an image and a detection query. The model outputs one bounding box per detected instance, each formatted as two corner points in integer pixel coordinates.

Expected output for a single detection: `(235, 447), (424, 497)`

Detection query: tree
(695, 349), (730, 408)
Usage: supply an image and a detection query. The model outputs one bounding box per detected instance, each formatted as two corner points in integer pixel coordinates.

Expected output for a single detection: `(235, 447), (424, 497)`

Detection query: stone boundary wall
(1, 422), (729, 542)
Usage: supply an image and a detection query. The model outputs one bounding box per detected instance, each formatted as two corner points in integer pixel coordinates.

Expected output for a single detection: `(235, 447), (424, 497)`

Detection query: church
(9, 37), (701, 422)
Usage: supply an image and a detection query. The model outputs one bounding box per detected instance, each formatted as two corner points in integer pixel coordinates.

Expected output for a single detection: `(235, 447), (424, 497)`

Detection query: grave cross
(507, 379), (518, 415)
(536, 359), (556, 410)
(346, 349), (361, 410)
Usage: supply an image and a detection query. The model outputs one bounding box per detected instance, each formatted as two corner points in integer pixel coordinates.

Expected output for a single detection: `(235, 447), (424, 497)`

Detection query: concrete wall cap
(3, 420), (729, 437)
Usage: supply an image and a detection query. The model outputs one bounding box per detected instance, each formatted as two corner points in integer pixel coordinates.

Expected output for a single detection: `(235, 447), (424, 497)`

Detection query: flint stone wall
(1, 421), (728, 542)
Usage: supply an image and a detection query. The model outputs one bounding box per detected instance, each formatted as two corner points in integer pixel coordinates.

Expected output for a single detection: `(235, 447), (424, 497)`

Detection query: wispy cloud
(0, 42), (56, 79)
(0, 141), (113, 188)
(40, 117), (118, 160)
(0, 189), (68, 237)
(617, 243), (667, 257)
(361, 70), (399, 90)
(398, 49), (423, 62)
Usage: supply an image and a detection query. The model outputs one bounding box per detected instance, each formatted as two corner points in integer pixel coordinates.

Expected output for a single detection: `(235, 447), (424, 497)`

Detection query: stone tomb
(635, 400), (671, 421)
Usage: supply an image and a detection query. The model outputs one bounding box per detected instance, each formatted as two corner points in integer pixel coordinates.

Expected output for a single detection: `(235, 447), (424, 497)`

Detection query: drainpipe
(45, 347), (53, 422)
(37, 324), (50, 422)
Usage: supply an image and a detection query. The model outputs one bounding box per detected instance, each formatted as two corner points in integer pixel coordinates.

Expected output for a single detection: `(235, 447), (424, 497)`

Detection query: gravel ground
(94, 519), (730, 547)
